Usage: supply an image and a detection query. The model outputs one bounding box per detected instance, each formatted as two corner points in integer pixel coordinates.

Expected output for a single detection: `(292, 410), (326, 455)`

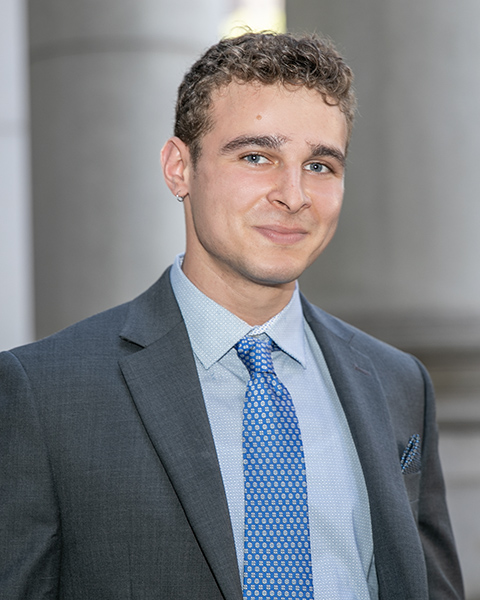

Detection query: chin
(242, 261), (305, 287)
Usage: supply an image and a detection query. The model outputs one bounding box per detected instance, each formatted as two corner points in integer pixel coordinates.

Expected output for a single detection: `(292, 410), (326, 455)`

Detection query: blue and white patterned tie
(236, 335), (314, 599)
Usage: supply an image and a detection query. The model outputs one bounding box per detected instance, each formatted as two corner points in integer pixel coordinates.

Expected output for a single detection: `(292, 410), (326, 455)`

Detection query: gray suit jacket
(0, 269), (463, 599)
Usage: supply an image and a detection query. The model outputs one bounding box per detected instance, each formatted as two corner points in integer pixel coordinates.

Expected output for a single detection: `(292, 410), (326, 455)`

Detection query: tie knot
(235, 336), (275, 376)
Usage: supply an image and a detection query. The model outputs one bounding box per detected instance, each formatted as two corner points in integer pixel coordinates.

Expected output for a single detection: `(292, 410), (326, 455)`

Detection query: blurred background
(1, 0), (479, 596)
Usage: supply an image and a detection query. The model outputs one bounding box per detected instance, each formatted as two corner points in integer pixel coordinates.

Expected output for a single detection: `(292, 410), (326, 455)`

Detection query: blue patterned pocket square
(400, 434), (422, 474)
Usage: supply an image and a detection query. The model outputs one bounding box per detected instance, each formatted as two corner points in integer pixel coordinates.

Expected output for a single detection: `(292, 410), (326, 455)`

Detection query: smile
(254, 225), (308, 245)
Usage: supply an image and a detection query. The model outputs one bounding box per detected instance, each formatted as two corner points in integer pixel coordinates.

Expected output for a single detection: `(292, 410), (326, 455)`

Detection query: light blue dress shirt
(170, 255), (378, 599)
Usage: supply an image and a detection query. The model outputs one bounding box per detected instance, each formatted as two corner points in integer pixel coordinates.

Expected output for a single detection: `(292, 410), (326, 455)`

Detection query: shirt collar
(170, 254), (306, 369)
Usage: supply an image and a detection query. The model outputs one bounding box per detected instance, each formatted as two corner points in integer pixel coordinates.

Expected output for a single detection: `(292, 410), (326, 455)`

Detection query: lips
(254, 225), (308, 245)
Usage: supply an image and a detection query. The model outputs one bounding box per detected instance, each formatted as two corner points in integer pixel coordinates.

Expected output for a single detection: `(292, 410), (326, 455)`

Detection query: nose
(266, 167), (311, 213)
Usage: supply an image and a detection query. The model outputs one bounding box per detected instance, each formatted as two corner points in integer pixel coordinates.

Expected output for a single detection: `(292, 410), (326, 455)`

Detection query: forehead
(206, 81), (348, 151)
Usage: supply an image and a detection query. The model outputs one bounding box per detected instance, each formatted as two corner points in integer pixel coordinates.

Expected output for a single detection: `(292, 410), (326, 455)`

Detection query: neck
(181, 256), (296, 326)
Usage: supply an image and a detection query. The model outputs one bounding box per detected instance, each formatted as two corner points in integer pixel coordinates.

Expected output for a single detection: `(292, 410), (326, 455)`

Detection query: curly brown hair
(174, 31), (356, 165)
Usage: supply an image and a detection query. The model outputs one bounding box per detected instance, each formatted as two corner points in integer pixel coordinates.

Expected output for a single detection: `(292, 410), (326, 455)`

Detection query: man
(0, 32), (463, 599)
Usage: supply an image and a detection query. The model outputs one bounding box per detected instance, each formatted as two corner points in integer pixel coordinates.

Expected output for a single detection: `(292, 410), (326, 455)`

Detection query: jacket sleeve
(0, 350), (61, 599)
(413, 358), (464, 599)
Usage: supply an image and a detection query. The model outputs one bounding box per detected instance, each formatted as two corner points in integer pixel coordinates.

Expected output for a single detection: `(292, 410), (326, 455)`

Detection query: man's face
(180, 81), (347, 293)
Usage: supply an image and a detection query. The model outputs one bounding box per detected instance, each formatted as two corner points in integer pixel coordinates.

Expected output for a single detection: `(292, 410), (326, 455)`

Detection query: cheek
(189, 190), (239, 244)
(312, 191), (343, 223)
(194, 168), (244, 213)
(329, 196), (343, 220)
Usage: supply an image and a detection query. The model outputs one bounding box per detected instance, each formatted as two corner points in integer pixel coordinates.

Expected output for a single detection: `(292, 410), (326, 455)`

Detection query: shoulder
(6, 298), (130, 372)
(300, 294), (429, 387)
(2, 268), (179, 379)
(300, 295), (432, 448)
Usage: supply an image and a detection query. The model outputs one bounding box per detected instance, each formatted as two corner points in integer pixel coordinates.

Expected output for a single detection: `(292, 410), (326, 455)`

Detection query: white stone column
(0, 0), (34, 350)
(29, 0), (224, 339)
(287, 1), (480, 597)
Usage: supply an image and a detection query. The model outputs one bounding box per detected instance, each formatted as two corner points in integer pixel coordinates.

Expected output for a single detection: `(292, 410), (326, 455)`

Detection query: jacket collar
(119, 269), (243, 600)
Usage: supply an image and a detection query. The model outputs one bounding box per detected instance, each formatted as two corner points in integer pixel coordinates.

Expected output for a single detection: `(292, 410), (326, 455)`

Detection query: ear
(160, 136), (191, 197)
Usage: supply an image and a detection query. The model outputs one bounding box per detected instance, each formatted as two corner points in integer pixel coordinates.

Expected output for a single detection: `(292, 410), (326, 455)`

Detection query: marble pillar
(287, 1), (480, 597)
(29, 0), (224, 339)
(0, 0), (33, 350)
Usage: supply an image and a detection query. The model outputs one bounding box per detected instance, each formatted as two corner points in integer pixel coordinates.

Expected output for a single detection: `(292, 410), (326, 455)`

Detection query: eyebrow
(220, 134), (290, 154)
(308, 143), (346, 167)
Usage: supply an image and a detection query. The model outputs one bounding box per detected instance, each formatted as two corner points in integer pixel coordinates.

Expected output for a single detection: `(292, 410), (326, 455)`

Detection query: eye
(243, 153), (269, 165)
(305, 162), (331, 174)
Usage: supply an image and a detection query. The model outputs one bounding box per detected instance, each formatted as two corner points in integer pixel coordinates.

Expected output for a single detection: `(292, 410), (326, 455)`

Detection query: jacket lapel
(119, 271), (242, 600)
(302, 297), (428, 599)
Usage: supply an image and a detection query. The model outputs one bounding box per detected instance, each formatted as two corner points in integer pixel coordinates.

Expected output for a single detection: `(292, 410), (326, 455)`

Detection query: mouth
(254, 225), (308, 245)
